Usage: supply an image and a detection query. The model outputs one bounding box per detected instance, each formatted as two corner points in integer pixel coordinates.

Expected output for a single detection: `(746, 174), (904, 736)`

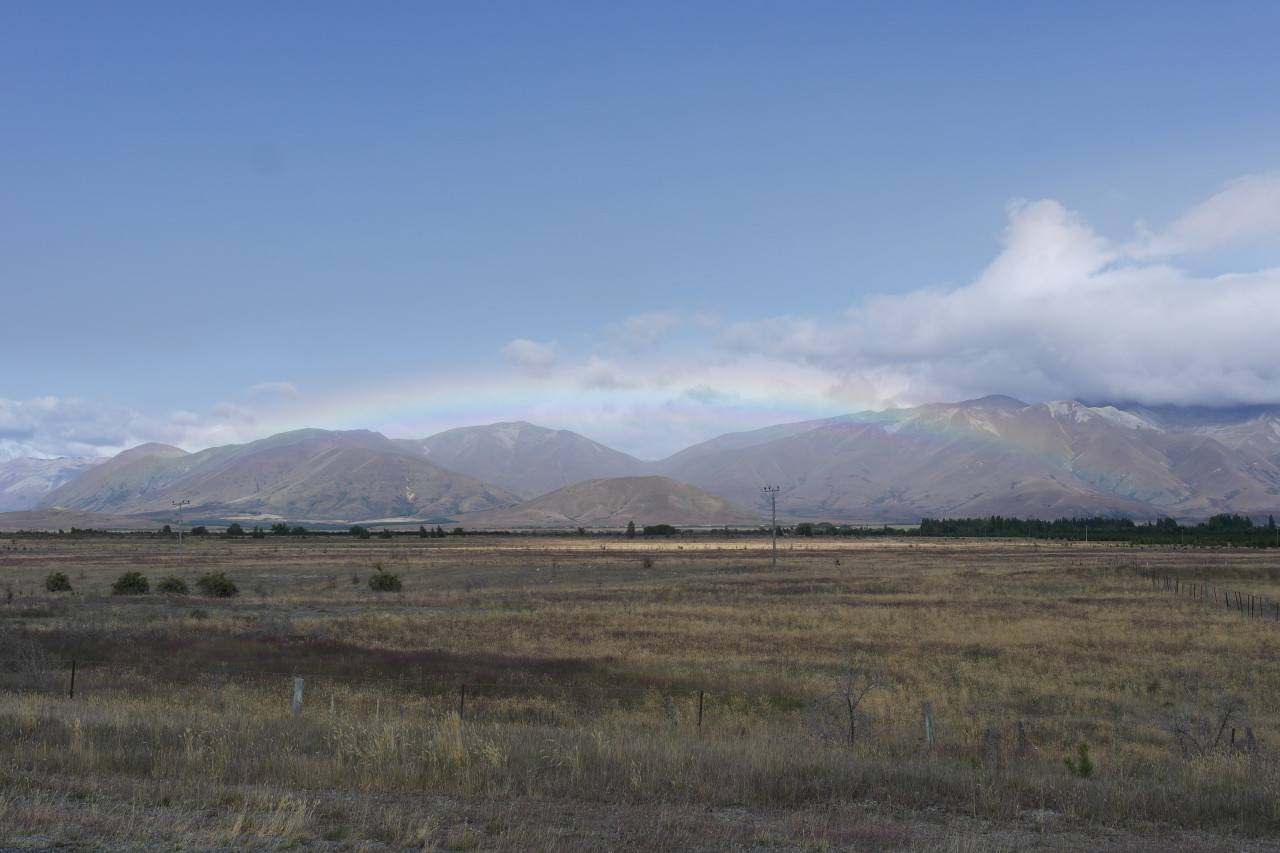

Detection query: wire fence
(1141, 570), (1280, 621)
(0, 653), (1227, 760)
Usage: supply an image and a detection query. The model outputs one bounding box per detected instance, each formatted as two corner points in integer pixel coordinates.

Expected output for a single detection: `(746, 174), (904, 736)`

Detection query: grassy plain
(1, 533), (1279, 851)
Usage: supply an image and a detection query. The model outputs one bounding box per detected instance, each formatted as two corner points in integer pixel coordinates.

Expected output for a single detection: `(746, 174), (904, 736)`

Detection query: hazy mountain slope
(652, 413), (885, 474)
(658, 400), (1270, 522)
(25, 400), (1280, 527)
(0, 507), (165, 532)
(1192, 415), (1280, 467)
(397, 421), (649, 499)
(1153, 433), (1280, 517)
(38, 443), (190, 512)
(1109, 403), (1280, 432)
(459, 476), (764, 527)
(40, 430), (519, 523)
(0, 456), (104, 512)
(988, 402), (1183, 505)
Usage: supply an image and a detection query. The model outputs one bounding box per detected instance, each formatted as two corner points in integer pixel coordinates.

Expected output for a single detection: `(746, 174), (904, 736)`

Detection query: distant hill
(0, 456), (105, 512)
(396, 421), (648, 499)
(458, 476), (764, 528)
(38, 429), (519, 523)
(0, 507), (163, 532)
(14, 398), (1280, 526)
(35, 442), (191, 514)
(659, 400), (1280, 522)
(652, 413), (883, 474)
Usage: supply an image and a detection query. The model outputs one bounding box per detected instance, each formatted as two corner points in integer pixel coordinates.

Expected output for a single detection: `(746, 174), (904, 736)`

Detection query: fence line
(0, 655), (1180, 745)
(1141, 570), (1280, 622)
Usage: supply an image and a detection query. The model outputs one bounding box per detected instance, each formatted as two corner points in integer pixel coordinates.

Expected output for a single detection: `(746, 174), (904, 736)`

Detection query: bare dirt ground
(4, 782), (1279, 853)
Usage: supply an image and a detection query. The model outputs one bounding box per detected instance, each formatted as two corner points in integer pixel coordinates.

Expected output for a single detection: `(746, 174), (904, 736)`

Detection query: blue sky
(4, 1), (1280, 461)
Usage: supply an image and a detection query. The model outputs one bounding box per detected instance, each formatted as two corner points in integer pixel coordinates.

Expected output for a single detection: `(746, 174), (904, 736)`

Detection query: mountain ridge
(37, 429), (519, 523)
(7, 398), (1280, 525)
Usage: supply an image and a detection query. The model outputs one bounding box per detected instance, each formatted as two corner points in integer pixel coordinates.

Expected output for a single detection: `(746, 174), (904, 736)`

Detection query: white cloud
(578, 355), (632, 390)
(615, 311), (682, 352)
(248, 381), (301, 400)
(701, 184), (1280, 408)
(1129, 173), (1280, 257)
(498, 338), (560, 376)
(682, 385), (730, 404)
(0, 396), (278, 462)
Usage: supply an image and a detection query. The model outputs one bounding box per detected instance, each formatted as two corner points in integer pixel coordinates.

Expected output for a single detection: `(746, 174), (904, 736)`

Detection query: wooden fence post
(292, 677), (304, 716)
(696, 690), (705, 730)
(922, 700), (935, 746)
(68, 659), (76, 700)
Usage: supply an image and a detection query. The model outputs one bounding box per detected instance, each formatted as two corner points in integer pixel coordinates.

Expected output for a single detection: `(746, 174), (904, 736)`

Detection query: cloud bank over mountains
(705, 173), (1280, 408)
(7, 175), (1280, 462)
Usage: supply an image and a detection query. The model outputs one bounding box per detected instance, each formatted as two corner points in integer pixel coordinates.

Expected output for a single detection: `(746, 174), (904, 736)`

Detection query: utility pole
(172, 500), (190, 566)
(762, 486), (780, 567)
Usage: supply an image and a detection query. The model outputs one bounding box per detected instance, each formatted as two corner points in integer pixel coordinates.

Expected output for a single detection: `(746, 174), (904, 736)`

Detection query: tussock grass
(2, 535), (1280, 848)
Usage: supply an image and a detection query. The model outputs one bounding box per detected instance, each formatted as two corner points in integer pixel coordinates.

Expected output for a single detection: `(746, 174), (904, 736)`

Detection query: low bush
(195, 572), (239, 598)
(44, 572), (72, 593)
(111, 571), (150, 596)
(156, 575), (189, 595)
(368, 571), (403, 592)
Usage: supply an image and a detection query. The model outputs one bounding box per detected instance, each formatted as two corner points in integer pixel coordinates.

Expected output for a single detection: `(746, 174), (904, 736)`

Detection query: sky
(3, 1), (1280, 462)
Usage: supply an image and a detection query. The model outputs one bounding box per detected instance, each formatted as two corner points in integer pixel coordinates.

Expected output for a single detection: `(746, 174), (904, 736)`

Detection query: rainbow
(252, 370), (878, 460)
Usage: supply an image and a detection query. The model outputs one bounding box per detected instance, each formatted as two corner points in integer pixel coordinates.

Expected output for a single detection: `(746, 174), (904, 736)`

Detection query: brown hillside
(460, 476), (763, 528)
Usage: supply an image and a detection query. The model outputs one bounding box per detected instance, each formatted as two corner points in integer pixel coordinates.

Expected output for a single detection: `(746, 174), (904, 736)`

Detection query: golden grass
(2, 534), (1280, 849)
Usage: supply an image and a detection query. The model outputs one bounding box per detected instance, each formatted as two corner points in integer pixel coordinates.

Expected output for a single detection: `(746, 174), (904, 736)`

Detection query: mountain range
(4, 396), (1280, 527)
(0, 455), (103, 512)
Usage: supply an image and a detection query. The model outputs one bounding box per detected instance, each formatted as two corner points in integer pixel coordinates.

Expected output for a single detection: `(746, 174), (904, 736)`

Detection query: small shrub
(1064, 742), (1093, 777)
(44, 572), (72, 593)
(195, 572), (239, 598)
(111, 571), (150, 596)
(156, 575), (189, 595)
(368, 571), (403, 592)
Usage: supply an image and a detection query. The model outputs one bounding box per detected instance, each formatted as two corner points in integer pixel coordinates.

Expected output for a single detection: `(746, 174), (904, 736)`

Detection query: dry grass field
(1, 533), (1279, 851)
